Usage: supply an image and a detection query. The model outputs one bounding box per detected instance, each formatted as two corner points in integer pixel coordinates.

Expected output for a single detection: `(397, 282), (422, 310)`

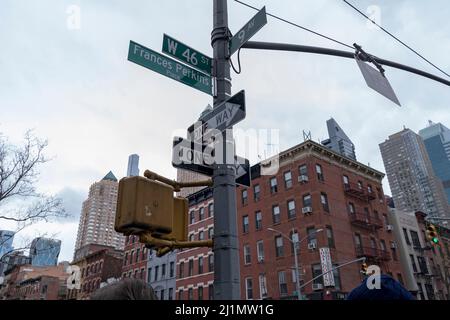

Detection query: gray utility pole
(211, 0), (241, 300)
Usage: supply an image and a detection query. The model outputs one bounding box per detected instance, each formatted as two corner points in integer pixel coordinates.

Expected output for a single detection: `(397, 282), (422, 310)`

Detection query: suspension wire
(342, 0), (450, 79)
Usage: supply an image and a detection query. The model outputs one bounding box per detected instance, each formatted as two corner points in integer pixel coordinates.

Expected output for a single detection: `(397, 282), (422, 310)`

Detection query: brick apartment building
(67, 244), (123, 300)
(121, 235), (148, 280)
(176, 139), (404, 300)
(176, 187), (215, 300)
(0, 263), (69, 300)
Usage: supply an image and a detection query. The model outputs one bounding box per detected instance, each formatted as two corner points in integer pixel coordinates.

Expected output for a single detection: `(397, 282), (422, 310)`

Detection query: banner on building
(319, 247), (335, 287)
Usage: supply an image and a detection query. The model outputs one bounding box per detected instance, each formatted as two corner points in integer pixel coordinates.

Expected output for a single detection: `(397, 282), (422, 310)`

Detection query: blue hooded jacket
(346, 274), (415, 300)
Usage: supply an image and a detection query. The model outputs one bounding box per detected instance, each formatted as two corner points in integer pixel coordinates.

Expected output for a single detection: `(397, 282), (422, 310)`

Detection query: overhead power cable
(342, 0), (450, 79)
(233, 0), (354, 50)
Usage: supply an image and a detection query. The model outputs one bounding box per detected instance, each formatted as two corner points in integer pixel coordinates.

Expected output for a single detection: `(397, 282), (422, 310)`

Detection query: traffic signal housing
(426, 224), (439, 245)
(115, 176), (174, 235)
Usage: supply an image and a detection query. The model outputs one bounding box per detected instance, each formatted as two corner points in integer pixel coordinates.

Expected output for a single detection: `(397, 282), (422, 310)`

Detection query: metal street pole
(211, 0), (240, 300)
(268, 228), (323, 300)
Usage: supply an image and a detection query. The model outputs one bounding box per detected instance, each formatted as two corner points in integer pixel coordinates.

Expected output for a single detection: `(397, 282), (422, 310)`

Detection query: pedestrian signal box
(158, 196), (188, 242)
(115, 176), (174, 235)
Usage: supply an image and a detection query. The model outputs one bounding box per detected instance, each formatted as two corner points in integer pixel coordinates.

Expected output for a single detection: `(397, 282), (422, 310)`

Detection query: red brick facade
(176, 188), (215, 300)
(121, 235), (148, 281)
(177, 140), (405, 300)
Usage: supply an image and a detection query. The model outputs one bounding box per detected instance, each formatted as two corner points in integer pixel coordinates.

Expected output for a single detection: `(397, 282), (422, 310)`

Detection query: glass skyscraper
(419, 121), (450, 204)
(321, 118), (357, 160)
(29, 237), (61, 266)
(0, 230), (15, 259)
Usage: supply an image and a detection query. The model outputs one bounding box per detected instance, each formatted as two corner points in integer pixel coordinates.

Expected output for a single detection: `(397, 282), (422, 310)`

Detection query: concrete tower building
(74, 171), (124, 255)
(379, 128), (449, 220)
(419, 121), (450, 205)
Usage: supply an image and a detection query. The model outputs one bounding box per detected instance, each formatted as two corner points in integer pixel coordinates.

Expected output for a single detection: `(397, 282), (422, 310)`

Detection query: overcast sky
(1, 0), (449, 262)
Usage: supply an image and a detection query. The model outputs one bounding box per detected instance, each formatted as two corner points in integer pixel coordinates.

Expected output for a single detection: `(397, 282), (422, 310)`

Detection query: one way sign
(188, 90), (246, 143)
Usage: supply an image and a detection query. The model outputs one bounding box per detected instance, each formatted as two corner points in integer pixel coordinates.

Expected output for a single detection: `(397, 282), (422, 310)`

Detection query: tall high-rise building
(419, 121), (450, 204)
(127, 154), (140, 177)
(29, 237), (61, 267)
(379, 128), (449, 220)
(74, 171), (125, 255)
(321, 117), (357, 160)
(0, 230), (14, 259)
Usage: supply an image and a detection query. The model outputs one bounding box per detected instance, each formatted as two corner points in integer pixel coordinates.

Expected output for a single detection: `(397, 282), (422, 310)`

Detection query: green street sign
(128, 40), (212, 96)
(229, 6), (267, 56)
(162, 34), (212, 75)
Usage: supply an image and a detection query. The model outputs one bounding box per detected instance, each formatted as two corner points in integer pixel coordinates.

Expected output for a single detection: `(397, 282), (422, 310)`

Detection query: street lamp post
(268, 227), (323, 300)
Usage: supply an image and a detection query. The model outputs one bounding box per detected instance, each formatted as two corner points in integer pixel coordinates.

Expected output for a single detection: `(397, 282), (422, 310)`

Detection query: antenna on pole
(302, 130), (311, 141)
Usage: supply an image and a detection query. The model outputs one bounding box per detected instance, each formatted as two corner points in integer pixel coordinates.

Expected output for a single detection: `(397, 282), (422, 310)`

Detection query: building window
(243, 215), (249, 233)
(354, 234), (362, 251)
(257, 240), (264, 262)
(198, 257), (204, 274)
(275, 236), (284, 257)
(244, 244), (251, 265)
(367, 185), (373, 194)
(425, 284), (434, 300)
(161, 264), (166, 279)
(316, 164), (324, 181)
(208, 203), (214, 217)
(188, 288), (193, 300)
(154, 266), (159, 281)
(170, 262), (175, 278)
(253, 184), (260, 201)
(410, 230), (421, 248)
(343, 175), (349, 187)
(299, 164), (308, 181)
(168, 288), (173, 300)
(417, 256), (429, 274)
(199, 207), (205, 221)
(357, 181), (363, 190)
(332, 265), (342, 290)
(242, 189), (248, 205)
(188, 259), (194, 277)
(208, 284), (214, 300)
(198, 286), (203, 300)
(135, 248), (140, 263)
(403, 228), (411, 245)
(302, 194), (312, 207)
(189, 234), (195, 242)
(270, 177), (278, 193)
(189, 211), (195, 224)
(312, 264), (323, 285)
(179, 262), (184, 278)
(259, 274), (268, 299)
(208, 227), (214, 239)
(307, 227), (318, 246)
(178, 289), (183, 300)
(160, 289), (165, 300)
(326, 226), (335, 248)
(278, 271), (288, 296)
(255, 211), (262, 230)
(391, 242), (398, 261)
(272, 205), (281, 224)
(287, 200), (296, 219)
(410, 255), (418, 273)
(245, 278), (253, 300)
(284, 171), (293, 188)
(199, 230), (205, 241)
(147, 268), (152, 282)
(320, 193), (330, 212)
(208, 254), (214, 272)
(130, 250), (134, 265)
(140, 268), (145, 279)
(123, 253), (128, 266)
(348, 202), (355, 214)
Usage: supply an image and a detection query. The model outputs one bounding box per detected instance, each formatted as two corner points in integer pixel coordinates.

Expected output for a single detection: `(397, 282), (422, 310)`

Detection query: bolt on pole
(211, 0), (241, 300)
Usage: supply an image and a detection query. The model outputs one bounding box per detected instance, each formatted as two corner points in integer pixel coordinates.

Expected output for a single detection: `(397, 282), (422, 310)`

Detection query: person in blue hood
(346, 274), (415, 300)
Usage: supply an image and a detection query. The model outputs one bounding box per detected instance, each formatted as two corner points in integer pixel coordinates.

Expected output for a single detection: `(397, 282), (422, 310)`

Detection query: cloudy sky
(1, 0), (449, 262)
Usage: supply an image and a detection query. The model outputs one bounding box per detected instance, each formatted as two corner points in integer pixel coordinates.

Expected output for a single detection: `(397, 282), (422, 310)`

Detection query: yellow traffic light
(426, 224), (439, 245)
(115, 176), (174, 235)
(157, 196), (188, 242)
